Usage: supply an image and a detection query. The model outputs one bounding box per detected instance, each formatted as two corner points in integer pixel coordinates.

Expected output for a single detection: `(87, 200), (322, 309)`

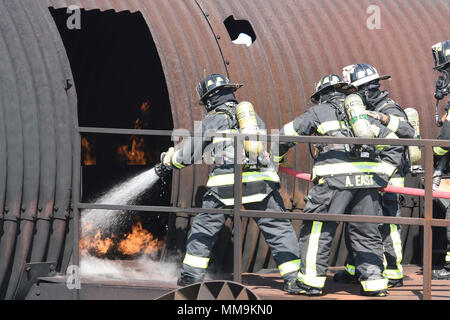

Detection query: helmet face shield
(432, 40), (450, 71)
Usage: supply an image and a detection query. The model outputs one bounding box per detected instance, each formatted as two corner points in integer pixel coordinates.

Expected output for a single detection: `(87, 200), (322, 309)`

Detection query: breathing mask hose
(436, 100), (444, 127)
(435, 72), (450, 127)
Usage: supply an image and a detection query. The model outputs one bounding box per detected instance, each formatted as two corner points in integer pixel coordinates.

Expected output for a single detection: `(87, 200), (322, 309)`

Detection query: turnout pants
(379, 192), (403, 279)
(297, 182), (388, 293)
(180, 189), (300, 281)
(345, 178), (404, 281)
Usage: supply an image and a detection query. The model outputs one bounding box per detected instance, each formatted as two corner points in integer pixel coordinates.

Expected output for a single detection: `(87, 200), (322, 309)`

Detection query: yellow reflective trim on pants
(388, 177), (405, 187)
(434, 146), (448, 156)
(171, 150), (185, 169)
(278, 259), (301, 276)
(317, 121), (347, 135)
(387, 115), (400, 133)
(345, 264), (356, 276)
(303, 221), (323, 286)
(206, 171), (280, 187)
(384, 268), (403, 280)
(446, 252), (450, 263)
(360, 278), (388, 292)
(282, 121), (299, 141)
(183, 254), (210, 269)
(313, 161), (396, 178)
(390, 224), (403, 267)
(296, 272), (326, 289)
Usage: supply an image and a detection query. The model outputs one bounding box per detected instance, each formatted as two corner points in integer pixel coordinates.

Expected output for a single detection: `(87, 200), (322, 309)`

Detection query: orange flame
(141, 101), (150, 114)
(117, 103), (151, 165)
(81, 137), (96, 165)
(117, 222), (164, 256)
(79, 221), (164, 258)
(79, 229), (114, 256)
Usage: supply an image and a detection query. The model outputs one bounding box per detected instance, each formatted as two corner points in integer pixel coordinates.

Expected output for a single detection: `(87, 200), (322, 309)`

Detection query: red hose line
(279, 166), (450, 199)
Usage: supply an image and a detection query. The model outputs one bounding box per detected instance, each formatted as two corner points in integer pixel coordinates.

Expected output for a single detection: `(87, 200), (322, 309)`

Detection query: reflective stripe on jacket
(272, 96), (403, 189)
(170, 102), (279, 205)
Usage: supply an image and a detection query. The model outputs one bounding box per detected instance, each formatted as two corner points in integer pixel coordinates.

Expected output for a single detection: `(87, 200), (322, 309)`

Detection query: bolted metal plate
(13, 262), (56, 300)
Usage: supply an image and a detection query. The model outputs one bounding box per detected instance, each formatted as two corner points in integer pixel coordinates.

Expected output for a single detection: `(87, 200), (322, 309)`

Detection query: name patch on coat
(345, 174), (375, 187)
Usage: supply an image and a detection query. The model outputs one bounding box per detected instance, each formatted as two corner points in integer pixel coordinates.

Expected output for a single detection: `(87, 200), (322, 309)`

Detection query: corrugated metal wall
(0, 0), (77, 299)
(49, 0), (450, 208)
(1, 0), (449, 298)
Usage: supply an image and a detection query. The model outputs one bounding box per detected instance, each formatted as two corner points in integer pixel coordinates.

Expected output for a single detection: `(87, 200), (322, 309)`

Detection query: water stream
(81, 167), (160, 235)
(79, 167), (179, 281)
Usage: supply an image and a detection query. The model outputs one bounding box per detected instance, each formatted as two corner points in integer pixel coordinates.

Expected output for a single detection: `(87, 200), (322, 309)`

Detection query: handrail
(72, 126), (450, 300)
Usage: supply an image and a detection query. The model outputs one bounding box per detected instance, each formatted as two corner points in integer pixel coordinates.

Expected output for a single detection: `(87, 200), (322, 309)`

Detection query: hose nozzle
(155, 162), (172, 178)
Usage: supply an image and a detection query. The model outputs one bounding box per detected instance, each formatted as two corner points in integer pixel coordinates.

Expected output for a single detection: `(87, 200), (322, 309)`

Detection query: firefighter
(271, 74), (403, 296)
(334, 63), (416, 288)
(160, 74), (301, 291)
(431, 40), (450, 280)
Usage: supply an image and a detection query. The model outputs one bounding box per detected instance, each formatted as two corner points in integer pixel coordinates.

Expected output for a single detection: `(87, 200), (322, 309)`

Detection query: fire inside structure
(50, 8), (173, 261)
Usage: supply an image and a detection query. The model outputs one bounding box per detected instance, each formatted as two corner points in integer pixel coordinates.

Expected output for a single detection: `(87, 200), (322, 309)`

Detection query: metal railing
(72, 126), (450, 300)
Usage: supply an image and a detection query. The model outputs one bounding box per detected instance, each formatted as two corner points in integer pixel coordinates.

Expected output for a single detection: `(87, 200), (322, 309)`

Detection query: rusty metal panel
(48, 0), (450, 209)
(196, 0), (450, 208)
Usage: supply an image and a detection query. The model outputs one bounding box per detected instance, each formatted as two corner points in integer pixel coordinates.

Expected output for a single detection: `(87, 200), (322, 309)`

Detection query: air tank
(236, 101), (264, 160)
(344, 94), (375, 138)
(404, 107), (422, 165)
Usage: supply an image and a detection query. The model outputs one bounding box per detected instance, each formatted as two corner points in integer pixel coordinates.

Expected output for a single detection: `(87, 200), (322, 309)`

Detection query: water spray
(81, 167), (162, 236)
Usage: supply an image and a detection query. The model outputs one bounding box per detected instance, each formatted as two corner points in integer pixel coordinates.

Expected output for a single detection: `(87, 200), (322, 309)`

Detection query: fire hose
(279, 166), (450, 200)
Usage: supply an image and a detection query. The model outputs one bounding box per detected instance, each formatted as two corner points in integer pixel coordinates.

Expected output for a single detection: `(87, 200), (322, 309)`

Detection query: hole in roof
(223, 15), (256, 47)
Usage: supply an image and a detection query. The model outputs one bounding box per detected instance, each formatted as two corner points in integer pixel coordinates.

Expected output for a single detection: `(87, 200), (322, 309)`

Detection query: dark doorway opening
(50, 7), (173, 262)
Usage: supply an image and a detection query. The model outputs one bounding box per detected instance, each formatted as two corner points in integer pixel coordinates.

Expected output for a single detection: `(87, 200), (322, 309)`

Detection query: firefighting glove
(366, 110), (390, 125)
(257, 151), (270, 167)
(160, 147), (175, 168)
(269, 152), (292, 170)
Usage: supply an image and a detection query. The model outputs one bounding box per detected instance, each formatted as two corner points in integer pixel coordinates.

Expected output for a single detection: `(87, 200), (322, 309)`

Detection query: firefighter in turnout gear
(335, 63), (416, 288)
(161, 74), (301, 291)
(431, 40), (450, 280)
(271, 74), (403, 296)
